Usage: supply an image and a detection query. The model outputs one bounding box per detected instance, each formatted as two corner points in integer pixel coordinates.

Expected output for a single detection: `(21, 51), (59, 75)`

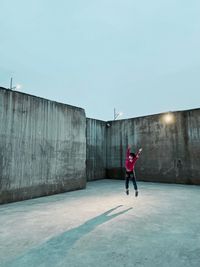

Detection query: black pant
(125, 170), (138, 191)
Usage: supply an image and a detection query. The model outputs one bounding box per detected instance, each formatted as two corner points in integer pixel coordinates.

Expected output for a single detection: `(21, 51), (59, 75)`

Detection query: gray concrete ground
(0, 179), (200, 267)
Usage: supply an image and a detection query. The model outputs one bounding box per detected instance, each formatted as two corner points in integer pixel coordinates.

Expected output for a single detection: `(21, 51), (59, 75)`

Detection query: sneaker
(135, 190), (138, 197)
(126, 189), (129, 195)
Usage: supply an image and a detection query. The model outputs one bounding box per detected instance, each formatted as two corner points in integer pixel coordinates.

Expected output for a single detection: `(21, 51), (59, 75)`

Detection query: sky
(0, 0), (200, 121)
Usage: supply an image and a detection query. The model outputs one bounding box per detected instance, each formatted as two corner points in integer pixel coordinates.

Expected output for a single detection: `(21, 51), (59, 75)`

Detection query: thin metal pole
(10, 77), (13, 90)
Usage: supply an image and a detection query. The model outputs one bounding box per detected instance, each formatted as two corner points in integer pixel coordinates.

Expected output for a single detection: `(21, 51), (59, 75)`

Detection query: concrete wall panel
(86, 118), (106, 181)
(0, 88), (86, 203)
(106, 109), (200, 185)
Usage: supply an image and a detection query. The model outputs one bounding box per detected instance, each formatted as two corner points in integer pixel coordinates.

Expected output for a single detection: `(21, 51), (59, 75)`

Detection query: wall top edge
(0, 87), (85, 113)
(107, 107), (200, 123)
(1, 87), (199, 121)
(86, 117), (107, 123)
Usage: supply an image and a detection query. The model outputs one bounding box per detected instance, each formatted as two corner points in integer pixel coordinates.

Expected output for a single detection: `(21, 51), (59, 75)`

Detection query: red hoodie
(125, 147), (140, 172)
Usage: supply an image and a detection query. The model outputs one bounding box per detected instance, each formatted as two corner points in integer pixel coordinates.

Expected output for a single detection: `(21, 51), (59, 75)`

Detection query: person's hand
(139, 148), (142, 153)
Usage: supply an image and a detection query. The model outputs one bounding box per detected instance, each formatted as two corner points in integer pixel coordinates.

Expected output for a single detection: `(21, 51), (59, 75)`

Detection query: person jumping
(125, 145), (142, 197)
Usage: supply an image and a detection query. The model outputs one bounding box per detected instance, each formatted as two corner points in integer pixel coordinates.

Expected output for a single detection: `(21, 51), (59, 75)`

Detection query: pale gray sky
(0, 0), (200, 120)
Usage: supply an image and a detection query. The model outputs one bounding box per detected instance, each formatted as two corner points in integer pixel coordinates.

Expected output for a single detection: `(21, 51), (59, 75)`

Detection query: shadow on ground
(3, 205), (132, 267)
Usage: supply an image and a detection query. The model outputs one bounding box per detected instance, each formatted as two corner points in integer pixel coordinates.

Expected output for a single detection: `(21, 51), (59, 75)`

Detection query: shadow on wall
(3, 205), (132, 267)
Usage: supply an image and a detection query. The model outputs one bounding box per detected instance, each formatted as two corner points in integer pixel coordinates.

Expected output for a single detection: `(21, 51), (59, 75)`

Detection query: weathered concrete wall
(106, 109), (200, 185)
(1, 88), (199, 205)
(0, 88), (86, 204)
(86, 118), (106, 181)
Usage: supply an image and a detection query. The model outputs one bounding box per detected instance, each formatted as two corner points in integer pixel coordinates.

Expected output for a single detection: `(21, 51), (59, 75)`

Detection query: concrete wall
(86, 118), (106, 181)
(1, 87), (199, 205)
(106, 109), (200, 185)
(0, 88), (86, 204)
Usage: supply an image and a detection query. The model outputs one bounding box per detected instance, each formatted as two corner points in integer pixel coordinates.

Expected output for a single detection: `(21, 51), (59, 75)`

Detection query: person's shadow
(4, 205), (132, 267)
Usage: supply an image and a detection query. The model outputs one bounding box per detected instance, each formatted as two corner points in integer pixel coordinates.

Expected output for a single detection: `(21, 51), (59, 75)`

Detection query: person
(125, 145), (142, 197)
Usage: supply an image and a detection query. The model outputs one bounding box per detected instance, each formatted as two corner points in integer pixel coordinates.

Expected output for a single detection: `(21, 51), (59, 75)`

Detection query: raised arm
(136, 148), (143, 158)
(126, 145), (131, 159)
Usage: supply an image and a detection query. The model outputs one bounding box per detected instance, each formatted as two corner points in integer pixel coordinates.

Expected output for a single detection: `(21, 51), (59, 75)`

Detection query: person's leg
(132, 170), (138, 197)
(125, 172), (130, 195)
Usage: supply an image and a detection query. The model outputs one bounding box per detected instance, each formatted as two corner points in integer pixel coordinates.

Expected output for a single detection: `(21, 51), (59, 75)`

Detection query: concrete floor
(0, 179), (200, 267)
